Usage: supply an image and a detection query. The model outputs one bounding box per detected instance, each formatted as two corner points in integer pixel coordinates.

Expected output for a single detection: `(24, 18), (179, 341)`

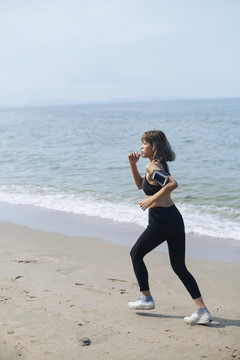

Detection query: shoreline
(0, 201), (239, 264)
(0, 220), (239, 359)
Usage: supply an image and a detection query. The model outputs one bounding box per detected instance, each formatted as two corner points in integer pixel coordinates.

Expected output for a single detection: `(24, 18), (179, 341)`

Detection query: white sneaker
(128, 298), (155, 310)
(184, 308), (211, 324)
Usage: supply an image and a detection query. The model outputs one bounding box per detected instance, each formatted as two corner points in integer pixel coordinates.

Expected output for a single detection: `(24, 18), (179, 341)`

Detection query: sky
(0, 0), (239, 106)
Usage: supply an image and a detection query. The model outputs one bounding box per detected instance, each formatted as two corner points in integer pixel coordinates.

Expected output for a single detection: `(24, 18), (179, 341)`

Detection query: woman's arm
(139, 175), (178, 211)
(128, 152), (143, 189)
(151, 176), (178, 200)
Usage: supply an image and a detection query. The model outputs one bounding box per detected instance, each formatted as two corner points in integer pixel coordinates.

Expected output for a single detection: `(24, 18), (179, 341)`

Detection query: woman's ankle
(140, 295), (153, 302)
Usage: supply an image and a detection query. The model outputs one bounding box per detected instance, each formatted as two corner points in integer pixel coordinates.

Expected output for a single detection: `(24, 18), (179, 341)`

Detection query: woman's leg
(167, 231), (202, 300)
(165, 208), (211, 323)
(128, 225), (165, 309)
(130, 226), (165, 292)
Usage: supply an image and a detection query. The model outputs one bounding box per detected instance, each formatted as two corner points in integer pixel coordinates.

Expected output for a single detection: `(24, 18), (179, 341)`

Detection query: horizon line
(0, 96), (240, 109)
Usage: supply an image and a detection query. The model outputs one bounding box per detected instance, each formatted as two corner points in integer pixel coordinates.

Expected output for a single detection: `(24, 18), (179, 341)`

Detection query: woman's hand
(139, 198), (152, 211)
(128, 152), (143, 189)
(128, 152), (140, 165)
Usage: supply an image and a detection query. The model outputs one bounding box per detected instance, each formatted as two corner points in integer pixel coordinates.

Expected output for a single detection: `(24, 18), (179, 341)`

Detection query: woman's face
(141, 140), (154, 159)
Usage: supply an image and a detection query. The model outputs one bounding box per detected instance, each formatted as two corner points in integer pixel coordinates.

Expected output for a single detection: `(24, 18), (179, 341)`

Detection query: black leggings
(130, 205), (201, 299)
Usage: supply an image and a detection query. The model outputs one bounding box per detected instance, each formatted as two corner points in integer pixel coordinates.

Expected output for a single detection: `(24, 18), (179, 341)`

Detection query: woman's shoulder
(146, 161), (164, 174)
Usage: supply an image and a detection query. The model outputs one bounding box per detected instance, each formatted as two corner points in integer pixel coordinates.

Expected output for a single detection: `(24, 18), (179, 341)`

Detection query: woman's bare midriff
(146, 195), (175, 208)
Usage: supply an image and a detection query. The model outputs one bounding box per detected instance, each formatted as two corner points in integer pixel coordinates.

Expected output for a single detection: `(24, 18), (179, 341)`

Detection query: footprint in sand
(86, 288), (106, 294)
(106, 278), (127, 283)
(74, 282), (105, 293)
(26, 295), (39, 301)
(0, 296), (12, 303)
(119, 289), (128, 294)
(13, 276), (24, 281)
(57, 269), (71, 275)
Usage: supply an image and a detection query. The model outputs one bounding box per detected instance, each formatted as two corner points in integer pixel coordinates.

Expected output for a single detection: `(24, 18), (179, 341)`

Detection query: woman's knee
(130, 245), (142, 262)
(130, 246), (137, 261)
(171, 262), (188, 277)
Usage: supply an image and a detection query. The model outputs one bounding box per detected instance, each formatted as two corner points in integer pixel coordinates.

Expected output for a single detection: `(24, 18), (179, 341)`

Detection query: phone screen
(152, 170), (168, 186)
(154, 173), (165, 185)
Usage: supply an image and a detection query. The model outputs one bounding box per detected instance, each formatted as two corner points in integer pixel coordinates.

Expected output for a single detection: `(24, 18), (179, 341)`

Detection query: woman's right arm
(128, 152), (143, 189)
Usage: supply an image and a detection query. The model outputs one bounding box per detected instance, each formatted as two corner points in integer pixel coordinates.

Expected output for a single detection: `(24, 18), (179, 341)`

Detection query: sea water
(0, 98), (239, 241)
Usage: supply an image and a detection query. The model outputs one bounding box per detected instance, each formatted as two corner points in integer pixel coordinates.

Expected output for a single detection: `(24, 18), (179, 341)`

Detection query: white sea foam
(0, 185), (239, 241)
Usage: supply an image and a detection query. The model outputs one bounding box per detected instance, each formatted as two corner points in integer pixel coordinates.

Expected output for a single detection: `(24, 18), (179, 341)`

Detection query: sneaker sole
(128, 305), (155, 310)
(184, 318), (212, 325)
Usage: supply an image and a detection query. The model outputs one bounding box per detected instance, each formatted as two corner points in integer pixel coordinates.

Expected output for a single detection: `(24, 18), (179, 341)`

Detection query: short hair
(141, 130), (176, 162)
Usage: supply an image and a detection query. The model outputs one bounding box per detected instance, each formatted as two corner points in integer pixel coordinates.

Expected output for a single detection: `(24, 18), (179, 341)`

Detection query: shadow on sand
(136, 312), (240, 328)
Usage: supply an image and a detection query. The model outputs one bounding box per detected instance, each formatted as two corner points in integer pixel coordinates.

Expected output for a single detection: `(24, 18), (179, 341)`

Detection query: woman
(128, 130), (211, 325)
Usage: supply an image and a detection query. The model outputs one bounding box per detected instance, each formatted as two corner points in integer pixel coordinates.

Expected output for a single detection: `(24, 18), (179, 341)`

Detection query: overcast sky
(0, 0), (239, 106)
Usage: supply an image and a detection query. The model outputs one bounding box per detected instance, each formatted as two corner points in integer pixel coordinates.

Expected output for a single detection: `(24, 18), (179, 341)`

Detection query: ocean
(0, 98), (239, 241)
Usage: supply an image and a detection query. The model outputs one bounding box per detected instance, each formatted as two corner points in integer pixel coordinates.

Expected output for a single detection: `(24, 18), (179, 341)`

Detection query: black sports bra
(142, 161), (170, 196)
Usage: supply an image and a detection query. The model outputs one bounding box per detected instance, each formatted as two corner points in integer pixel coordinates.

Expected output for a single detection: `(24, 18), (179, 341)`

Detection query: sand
(0, 221), (239, 360)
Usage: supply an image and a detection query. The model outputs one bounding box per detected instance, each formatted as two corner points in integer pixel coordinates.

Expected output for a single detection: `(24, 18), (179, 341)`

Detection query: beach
(0, 216), (240, 360)
(0, 99), (239, 359)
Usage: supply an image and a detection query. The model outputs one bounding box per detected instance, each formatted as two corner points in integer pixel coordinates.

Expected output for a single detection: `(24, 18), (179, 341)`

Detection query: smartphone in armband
(151, 169), (169, 187)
